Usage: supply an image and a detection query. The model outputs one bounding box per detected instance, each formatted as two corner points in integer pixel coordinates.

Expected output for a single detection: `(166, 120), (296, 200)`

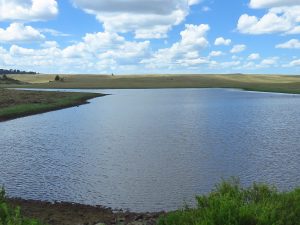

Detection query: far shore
(1, 74), (300, 122)
(4, 74), (300, 94)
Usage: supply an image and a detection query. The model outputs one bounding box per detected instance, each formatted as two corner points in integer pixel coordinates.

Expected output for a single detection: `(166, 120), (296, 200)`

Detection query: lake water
(1, 88), (300, 212)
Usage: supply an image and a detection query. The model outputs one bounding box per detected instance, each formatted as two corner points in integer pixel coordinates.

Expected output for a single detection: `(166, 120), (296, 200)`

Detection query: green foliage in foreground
(0, 188), (42, 225)
(159, 178), (300, 225)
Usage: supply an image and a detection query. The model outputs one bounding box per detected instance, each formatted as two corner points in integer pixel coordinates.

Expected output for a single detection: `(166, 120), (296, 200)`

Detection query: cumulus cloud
(248, 53), (260, 60)
(0, 31), (150, 73)
(209, 51), (223, 57)
(230, 44), (246, 53)
(61, 31), (150, 71)
(0, 0), (58, 21)
(141, 24), (210, 68)
(260, 57), (279, 67)
(188, 0), (202, 6)
(208, 60), (241, 69)
(214, 37), (231, 46)
(238, 1), (300, 35)
(0, 23), (45, 42)
(249, 0), (300, 8)
(72, 0), (198, 39)
(41, 41), (59, 48)
(287, 59), (300, 67)
(276, 39), (300, 49)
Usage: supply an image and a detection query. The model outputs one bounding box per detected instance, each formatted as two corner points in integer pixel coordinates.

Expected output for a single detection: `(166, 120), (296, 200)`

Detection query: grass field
(0, 89), (104, 122)
(4, 74), (300, 94)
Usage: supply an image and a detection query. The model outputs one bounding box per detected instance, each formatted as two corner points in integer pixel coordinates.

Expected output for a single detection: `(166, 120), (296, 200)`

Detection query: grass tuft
(159, 178), (300, 225)
(0, 188), (42, 225)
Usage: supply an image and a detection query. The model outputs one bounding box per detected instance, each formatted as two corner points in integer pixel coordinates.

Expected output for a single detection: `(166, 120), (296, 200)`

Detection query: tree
(55, 75), (60, 81)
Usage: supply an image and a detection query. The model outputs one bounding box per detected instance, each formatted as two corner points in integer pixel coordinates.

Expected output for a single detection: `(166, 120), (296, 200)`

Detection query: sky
(0, 0), (300, 74)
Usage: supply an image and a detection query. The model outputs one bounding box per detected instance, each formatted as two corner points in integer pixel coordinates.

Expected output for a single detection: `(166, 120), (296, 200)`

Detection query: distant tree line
(0, 68), (37, 75)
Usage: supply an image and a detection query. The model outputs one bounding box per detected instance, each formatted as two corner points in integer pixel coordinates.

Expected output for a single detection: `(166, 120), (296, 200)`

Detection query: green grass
(0, 189), (42, 225)
(159, 178), (300, 225)
(0, 89), (104, 122)
(0, 95), (95, 118)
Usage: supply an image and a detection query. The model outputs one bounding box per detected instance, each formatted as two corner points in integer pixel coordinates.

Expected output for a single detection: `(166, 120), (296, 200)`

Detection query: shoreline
(1, 85), (299, 123)
(0, 89), (106, 122)
(7, 198), (163, 225)
(16, 86), (300, 95)
(4, 74), (300, 95)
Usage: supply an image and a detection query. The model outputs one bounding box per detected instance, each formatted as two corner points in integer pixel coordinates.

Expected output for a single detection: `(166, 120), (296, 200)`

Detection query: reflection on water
(0, 89), (300, 212)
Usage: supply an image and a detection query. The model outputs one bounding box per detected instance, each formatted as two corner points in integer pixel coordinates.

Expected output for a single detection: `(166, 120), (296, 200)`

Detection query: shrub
(159, 178), (300, 225)
(0, 187), (42, 225)
(54, 75), (60, 81)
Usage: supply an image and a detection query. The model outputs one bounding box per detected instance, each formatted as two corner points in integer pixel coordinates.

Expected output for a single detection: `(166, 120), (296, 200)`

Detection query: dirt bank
(7, 198), (163, 225)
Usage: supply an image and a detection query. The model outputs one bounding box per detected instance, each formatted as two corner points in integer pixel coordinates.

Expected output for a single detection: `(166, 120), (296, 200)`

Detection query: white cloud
(237, 12), (290, 34)
(0, 23), (45, 42)
(72, 0), (198, 39)
(230, 44), (246, 53)
(41, 41), (59, 48)
(0, 0), (58, 21)
(209, 51), (223, 57)
(39, 28), (70, 37)
(62, 31), (150, 62)
(141, 24), (210, 68)
(238, 3), (300, 35)
(249, 0), (300, 8)
(0, 31), (150, 73)
(243, 61), (256, 69)
(276, 39), (300, 49)
(260, 57), (279, 67)
(214, 37), (231, 46)
(232, 55), (243, 60)
(287, 59), (300, 67)
(248, 53), (260, 60)
(176, 57), (210, 67)
(188, 0), (202, 6)
(209, 60), (241, 69)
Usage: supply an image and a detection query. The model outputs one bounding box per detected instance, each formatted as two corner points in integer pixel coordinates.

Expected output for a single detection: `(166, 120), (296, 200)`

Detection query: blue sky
(0, 0), (300, 74)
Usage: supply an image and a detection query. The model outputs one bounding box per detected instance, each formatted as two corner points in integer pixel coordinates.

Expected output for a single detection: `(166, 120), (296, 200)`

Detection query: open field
(4, 74), (300, 94)
(0, 88), (104, 122)
(8, 74), (61, 84)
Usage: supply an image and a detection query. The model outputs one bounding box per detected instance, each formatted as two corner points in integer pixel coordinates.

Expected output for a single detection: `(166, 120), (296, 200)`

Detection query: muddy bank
(7, 198), (163, 225)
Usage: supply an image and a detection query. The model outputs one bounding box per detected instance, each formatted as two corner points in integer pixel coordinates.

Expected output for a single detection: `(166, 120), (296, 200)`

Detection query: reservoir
(1, 88), (300, 212)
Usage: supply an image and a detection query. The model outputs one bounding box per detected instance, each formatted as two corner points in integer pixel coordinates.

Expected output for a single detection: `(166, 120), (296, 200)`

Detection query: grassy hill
(4, 74), (300, 94)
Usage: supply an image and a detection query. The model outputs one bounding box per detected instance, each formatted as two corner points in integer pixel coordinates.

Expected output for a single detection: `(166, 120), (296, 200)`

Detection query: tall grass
(159, 178), (300, 225)
(0, 188), (42, 225)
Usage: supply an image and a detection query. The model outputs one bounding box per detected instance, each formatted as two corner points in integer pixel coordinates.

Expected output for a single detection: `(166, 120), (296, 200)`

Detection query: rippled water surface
(1, 89), (300, 211)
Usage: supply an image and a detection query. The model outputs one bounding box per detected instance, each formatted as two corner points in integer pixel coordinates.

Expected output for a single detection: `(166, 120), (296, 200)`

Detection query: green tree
(54, 75), (60, 81)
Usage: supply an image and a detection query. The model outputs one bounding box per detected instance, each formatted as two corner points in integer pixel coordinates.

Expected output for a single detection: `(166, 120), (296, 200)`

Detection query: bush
(54, 75), (60, 81)
(0, 188), (42, 225)
(159, 178), (300, 225)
